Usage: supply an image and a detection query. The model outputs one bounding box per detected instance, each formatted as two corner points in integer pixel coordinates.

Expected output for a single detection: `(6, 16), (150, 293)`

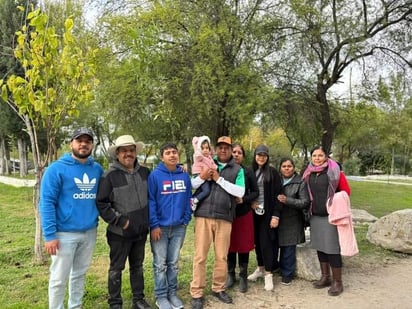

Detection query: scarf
(302, 158), (340, 206)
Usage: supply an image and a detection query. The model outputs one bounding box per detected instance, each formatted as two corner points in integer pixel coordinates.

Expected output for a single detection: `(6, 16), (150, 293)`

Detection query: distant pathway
(0, 176), (35, 187)
(1, 175), (411, 187)
(347, 175), (412, 186)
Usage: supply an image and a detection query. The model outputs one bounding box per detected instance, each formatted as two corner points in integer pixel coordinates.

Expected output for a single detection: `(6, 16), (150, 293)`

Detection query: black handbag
(302, 208), (311, 228)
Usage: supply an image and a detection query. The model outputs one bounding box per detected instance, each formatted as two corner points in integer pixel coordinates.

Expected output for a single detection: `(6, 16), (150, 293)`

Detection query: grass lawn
(0, 180), (410, 308)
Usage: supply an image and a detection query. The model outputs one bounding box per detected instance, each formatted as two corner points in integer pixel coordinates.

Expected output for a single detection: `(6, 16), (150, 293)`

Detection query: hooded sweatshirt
(96, 160), (150, 239)
(40, 153), (104, 242)
(148, 162), (192, 229)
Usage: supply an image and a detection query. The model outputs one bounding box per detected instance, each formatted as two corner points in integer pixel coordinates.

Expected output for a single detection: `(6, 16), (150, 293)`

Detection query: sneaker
(264, 273), (274, 291)
(281, 277), (292, 286)
(156, 297), (172, 309)
(247, 267), (264, 281)
(133, 299), (152, 309)
(168, 295), (184, 309)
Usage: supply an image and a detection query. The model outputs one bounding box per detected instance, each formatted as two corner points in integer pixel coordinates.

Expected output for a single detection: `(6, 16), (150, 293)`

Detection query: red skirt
(229, 210), (254, 253)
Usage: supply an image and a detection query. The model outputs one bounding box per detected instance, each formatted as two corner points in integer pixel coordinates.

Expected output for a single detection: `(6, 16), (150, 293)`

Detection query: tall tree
(1, 7), (98, 263)
(270, 0), (412, 153)
(0, 0), (36, 175)
(375, 74), (412, 174)
(94, 0), (279, 150)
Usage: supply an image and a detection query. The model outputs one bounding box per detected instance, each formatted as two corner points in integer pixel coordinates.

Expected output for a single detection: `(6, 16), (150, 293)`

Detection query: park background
(0, 0), (411, 307)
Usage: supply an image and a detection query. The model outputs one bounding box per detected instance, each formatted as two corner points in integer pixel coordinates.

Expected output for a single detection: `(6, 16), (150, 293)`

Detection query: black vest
(194, 158), (241, 222)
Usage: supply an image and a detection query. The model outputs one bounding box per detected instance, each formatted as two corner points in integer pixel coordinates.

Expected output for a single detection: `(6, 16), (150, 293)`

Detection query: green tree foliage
(0, 0), (36, 173)
(333, 100), (386, 169)
(1, 7), (98, 263)
(94, 0), (278, 153)
(375, 74), (412, 174)
(268, 0), (412, 154)
(260, 89), (321, 160)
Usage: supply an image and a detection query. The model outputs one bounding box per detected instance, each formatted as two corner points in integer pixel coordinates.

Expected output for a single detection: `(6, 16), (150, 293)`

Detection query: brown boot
(328, 267), (343, 296)
(313, 262), (331, 289)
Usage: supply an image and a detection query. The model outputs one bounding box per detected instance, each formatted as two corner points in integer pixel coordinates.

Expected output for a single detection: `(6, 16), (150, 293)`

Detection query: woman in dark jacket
(226, 144), (259, 293)
(277, 158), (310, 285)
(247, 145), (283, 291)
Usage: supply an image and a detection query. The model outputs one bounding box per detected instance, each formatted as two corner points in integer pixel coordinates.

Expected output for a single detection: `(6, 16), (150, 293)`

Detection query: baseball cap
(255, 144), (269, 155)
(71, 127), (94, 141)
(216, 136), (232, 146)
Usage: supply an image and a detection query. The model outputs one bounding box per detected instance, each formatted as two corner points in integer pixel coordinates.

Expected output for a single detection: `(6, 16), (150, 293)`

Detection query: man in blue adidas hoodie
(148, 142), (192, 309)
(40, 127), (104, 309)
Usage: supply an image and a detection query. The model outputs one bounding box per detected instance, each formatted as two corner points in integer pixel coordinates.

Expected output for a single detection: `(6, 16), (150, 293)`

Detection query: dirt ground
(204, 254), (412, 309)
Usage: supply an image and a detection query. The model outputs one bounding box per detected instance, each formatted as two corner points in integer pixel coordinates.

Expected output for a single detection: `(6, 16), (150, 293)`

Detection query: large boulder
(366, 209), (412, 254)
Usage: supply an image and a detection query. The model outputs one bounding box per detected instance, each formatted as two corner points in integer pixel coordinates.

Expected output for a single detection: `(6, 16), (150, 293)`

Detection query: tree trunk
(316, 82), (335, 154)
(18, 138), (28, 177)
(0, 137), (5, 175)
(33, 176), (44, 264)
(24, 115), (45, 264)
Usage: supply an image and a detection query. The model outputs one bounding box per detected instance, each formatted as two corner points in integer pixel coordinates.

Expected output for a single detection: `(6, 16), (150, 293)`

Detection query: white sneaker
(264, 273), (274, 291)
(247, 267), (264, 281)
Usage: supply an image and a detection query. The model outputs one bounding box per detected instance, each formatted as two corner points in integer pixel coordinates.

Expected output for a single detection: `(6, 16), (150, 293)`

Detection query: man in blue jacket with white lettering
(148, 142), (192, 309)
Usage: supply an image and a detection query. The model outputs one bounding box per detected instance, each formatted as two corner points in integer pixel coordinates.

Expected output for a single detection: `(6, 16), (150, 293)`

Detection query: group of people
(39, 127), (352, 309)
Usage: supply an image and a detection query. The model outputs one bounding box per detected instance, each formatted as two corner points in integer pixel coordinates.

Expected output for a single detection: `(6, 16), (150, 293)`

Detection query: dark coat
(278, 173), (310, 246)
(253, 166), (283, 242)
(195, 157), (242, 223)
(96, 160), (150, 240)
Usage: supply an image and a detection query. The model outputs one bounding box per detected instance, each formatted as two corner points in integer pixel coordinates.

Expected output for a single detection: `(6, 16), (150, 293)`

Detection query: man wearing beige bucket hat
(97, 135), (152, 309)
(107, 135), (144, 160)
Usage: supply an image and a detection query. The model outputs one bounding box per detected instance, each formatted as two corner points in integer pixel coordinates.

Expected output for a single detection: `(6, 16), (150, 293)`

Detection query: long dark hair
(252, 145), (272, 182)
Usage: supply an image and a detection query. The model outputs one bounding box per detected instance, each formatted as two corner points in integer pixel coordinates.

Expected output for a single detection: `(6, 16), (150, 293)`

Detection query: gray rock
(296, 239), (320, 281)
(352, 208), (378, 224)
(366, 209), (412, 254)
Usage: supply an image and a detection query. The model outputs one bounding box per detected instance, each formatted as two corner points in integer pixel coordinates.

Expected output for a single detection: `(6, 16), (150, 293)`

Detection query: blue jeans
(150, 225), (187, 299)
(49, 228), (97, 309)
(279, 245), (296, 279)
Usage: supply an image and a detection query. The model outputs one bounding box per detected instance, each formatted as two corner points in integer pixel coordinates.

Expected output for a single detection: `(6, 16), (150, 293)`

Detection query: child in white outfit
(191, 136), (217, 211)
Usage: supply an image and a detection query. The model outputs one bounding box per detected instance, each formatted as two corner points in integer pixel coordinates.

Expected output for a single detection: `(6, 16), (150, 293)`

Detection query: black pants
(317, 250), (342, 268)
(254, 216), (278, 272)
(227, 252), (250, 266)
(107, 233), (147, 306)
